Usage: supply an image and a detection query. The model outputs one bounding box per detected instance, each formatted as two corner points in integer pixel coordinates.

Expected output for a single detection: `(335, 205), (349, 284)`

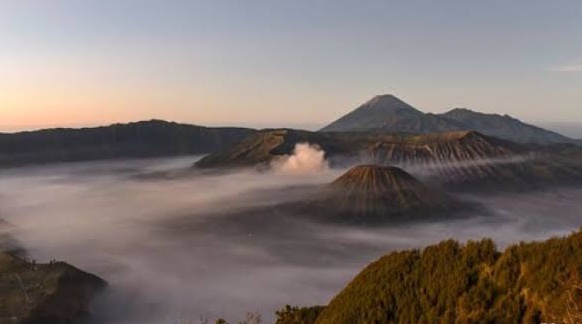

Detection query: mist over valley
(1, 145), (581, 322)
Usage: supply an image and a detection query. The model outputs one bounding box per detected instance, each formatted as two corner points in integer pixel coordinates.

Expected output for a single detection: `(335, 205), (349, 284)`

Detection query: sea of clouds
(0, 146), (580, 323)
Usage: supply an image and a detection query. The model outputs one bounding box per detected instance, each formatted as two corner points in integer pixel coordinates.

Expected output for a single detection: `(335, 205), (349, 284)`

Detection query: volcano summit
(309, 165), (462, 224)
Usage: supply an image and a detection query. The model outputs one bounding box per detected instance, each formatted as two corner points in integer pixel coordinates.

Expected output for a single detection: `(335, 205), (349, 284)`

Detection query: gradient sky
(1, 0), (581, 132)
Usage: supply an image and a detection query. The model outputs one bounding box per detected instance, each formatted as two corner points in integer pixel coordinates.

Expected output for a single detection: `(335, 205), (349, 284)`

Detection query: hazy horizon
(1, 1), (581, 130)
(1, 115), (582, 140)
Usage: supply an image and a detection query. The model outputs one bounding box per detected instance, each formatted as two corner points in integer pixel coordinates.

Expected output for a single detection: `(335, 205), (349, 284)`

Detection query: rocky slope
(321, 94), (574, 145)
(190, 164), (467, 227)
(414, 155), (582, 191)
(362, 130), (516, 165)
(0, 221), (106, 324)
(196, 128), (582, 192)
(0, 253), (106, 324)
(310, 165), (461, 224)
(194, 129), (517, 169)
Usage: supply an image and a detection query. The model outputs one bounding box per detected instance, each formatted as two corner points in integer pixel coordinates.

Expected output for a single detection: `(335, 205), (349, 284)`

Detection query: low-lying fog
(0, 151), (581, 323)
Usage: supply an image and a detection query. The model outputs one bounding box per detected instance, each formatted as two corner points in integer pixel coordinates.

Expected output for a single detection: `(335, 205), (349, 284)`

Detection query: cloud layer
(0, 157), (580, 323)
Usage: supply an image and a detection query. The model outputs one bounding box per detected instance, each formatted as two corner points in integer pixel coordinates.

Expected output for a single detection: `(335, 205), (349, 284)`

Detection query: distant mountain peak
(366, 94), (407, 105)
(360, 94), (422, 114)
(321, 95), (573, 144)
(371, 94), (399, 100)
(320, 95), (425, 132)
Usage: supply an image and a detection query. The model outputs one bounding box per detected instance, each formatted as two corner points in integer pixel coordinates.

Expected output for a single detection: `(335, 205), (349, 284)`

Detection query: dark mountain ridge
(441, 107), (571, 145)
(0, 120), (256, 168)
(321, 94), (574, 145)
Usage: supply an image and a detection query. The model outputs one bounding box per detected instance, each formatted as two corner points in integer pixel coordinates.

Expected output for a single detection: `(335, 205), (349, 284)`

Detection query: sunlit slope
(315, 165), (458, 223)
(316, 230), (582, 324)
(196, 129), (582, 191)
(363, 130), (515, 165)
(195, 129), (517, 169)
(419, 155), (582, 191)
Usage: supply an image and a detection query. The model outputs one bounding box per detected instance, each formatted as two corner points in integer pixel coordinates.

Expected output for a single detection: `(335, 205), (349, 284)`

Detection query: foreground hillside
(0, 252), (106, 324)
(0, 120), (255, 167)
(0, 221), (106, 324)
(312, 229), (582, 324)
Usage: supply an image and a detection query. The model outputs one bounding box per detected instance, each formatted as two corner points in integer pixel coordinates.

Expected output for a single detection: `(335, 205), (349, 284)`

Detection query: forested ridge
(274, 229), (582, 324)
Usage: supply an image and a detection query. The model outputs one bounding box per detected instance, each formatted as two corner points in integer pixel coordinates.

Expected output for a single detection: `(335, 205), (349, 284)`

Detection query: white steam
(272, 143), (330, 175)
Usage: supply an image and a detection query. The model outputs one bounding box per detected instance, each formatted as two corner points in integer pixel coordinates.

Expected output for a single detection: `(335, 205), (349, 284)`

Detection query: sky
(1, 0), (581, 132)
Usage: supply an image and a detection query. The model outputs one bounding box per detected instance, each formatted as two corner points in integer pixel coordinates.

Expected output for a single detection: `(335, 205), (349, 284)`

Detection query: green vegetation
(192, 306), (324, 324)
(314, 229), (582, 324)
(204, 230), (582, 324)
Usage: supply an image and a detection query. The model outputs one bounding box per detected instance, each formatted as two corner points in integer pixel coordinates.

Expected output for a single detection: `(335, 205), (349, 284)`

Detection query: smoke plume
(272, 143), (329, 175)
